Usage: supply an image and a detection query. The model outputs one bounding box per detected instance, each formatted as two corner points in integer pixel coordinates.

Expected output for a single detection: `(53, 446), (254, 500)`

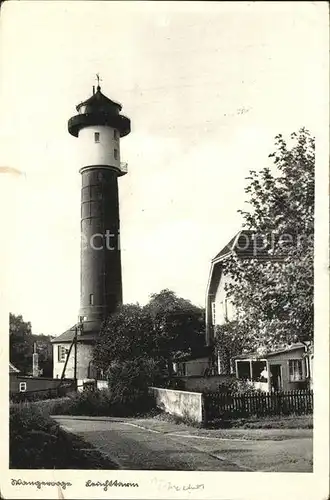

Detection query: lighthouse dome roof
(76, 86), (122, 115)
(68, 85), (130, 137)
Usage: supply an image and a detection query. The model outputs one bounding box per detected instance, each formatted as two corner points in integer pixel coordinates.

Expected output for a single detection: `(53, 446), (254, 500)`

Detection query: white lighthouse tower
(52, 77), (131, 384)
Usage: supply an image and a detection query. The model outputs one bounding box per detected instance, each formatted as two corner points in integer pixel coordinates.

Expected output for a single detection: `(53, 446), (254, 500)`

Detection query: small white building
(235, 343), (313, 392)
(51, 325), (99, 388)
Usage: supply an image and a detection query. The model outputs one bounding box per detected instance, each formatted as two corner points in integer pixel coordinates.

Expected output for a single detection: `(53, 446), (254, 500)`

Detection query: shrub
(10, 403), (70, 468)
(105, 358), (159, 415)
(218, 378), (262, 394)
(10, 402), (118, 469)
(50, 388), (154, 417)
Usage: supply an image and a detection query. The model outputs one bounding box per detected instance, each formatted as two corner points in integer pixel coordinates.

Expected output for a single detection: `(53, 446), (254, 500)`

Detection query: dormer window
(94, 132), (100, 143)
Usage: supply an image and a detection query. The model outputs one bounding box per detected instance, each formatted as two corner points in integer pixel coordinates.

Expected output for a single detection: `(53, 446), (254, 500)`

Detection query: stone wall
(149, 387), (203, 423)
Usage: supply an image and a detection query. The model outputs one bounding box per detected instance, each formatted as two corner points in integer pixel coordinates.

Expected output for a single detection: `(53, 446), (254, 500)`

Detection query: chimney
(32, 342), (39, 377)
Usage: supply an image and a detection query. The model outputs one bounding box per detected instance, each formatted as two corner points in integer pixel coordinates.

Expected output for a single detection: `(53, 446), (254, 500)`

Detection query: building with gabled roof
(205, 229), (273, 347)
(203, 229), (313, 391)
(9, 362), (20, 374)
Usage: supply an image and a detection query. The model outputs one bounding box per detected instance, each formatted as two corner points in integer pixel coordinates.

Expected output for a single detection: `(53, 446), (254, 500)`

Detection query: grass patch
(206, 414), (313, 429)
(145, 410), (203, 428)
(146, 408), (312, 430)
(10, 402), (118, 469)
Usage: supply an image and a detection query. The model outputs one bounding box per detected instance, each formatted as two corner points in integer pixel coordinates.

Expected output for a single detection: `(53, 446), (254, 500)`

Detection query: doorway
(270, 364), (282, 391)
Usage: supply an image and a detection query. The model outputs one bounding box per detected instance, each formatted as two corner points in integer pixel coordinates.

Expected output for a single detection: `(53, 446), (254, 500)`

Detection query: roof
(76, 86), (122, 115)
(235, 343), (307, 360)
(68, 86), (131, 138)
(51, 325), (97, 344)
(9, 362), (20, 373)
(212, 230), (274, 263)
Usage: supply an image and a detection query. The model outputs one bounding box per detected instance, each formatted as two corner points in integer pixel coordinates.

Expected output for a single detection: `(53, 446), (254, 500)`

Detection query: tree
(93, 304), (156, 370)
(214, 321), (247, 374)
(219, 128), (314, 353)
(145, 289), (205, 371)
(9, 313), (53, 376)
(93, 304), (167, 400)
(93, 290), (205, 380)
(9, 313), (33, 374)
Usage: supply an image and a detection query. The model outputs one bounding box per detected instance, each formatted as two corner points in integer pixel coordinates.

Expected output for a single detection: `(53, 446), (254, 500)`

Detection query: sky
(0, 1), (327, 336)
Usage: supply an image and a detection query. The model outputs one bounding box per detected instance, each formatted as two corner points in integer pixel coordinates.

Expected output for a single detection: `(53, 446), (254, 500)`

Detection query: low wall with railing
(149, 387), (203, 423)
(150, 387), (313, 426)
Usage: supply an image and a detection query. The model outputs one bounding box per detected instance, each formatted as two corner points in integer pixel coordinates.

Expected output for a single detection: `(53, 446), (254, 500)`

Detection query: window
(177, 363), (186, 376)
(114, 148), (118, 160)
(289, 359), (304, 381)
(94, 132), (100, 143)
(90, 293), (94, 305)
(19, 382), (27, 392)
(224, 297), (229, 321)
(58, 345), (68, 363)
(114, 129), (118, 140)
(211, 301), (216, 325)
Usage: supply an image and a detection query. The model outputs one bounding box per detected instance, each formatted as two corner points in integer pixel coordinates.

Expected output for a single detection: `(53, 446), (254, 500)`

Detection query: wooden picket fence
(203, 389), (313, 421)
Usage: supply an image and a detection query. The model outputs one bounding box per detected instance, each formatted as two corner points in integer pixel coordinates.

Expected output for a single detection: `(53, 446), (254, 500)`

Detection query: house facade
(235, 343), (313, 392)
(205, 230), (271, 374)
(51, 326), (98, 385)
(205, 230), (313, 388)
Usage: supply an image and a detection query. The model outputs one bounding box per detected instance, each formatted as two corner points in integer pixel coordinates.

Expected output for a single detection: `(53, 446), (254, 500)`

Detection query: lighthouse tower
(68, 80), (131, 335)
(52, 80), (131, 383)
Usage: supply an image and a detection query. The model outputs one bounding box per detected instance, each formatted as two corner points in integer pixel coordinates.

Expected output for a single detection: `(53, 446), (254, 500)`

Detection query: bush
(10, 402), (118, 469)
(10, 403), (72, 468)
(105, 358), (160, 415)
(50, 388), (154, 417)
(218, 378), (262, 394)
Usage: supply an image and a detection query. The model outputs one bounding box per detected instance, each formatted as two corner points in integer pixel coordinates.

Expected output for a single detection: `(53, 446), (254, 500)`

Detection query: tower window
(114, 148), (118, 160)
(94, 132), (100, 143)
(114, 129), (118, 140)
(90, 294), (94, 305)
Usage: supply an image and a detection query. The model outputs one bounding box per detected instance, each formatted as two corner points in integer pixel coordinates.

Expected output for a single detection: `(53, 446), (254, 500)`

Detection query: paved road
(53, 416), (246, 471)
